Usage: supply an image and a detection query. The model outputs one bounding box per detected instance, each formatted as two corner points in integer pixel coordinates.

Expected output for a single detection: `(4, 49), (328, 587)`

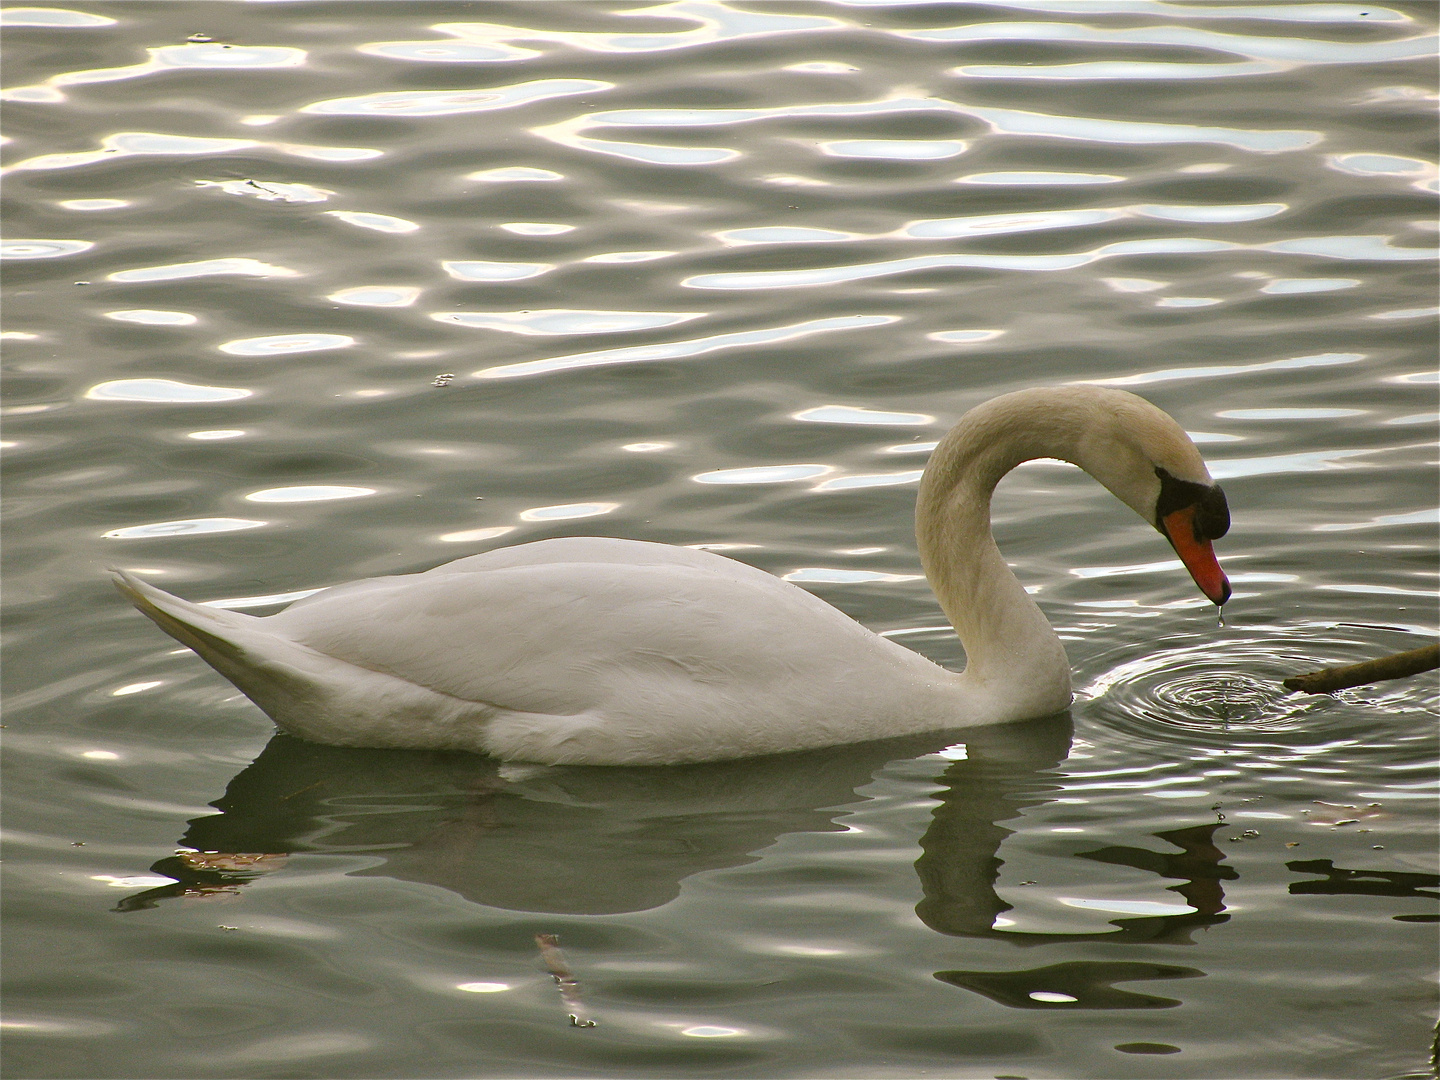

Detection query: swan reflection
(116, 726), (989, 915)
(916, 734), (1236, 947)
(116, 715), (1258, 1011)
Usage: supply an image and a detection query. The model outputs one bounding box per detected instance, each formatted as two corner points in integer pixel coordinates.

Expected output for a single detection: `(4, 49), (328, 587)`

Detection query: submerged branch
(1282, 644), (1440, 694)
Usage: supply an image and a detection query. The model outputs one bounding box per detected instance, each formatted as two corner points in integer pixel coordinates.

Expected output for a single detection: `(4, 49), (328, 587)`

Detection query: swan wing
(264, 545), (958, 761)
(117, 542), (964, 763)
(269, 554), (915, 711)
(417, 536), (781, 583)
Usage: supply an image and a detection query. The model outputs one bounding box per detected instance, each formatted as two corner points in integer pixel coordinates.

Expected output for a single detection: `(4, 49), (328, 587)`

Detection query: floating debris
(535, 933), (596, 1028)
(178, 851), (288, 874)
(1283, 643), (1439, 693)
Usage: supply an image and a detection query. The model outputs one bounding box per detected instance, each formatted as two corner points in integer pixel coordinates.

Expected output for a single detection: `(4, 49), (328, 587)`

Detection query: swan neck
(916, 395), (1075, 703)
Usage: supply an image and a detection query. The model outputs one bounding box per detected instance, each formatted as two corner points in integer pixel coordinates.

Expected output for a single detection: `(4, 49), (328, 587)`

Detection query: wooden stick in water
(1283, 644), (1440, 694)
(535, 933), (597, 1028)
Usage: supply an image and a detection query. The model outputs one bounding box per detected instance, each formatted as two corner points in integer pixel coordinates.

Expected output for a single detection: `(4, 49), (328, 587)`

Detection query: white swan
(114, 386), (1231, 765)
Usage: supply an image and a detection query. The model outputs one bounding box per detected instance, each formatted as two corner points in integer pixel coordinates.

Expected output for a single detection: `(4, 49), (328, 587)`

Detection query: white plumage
(115, 385), (1231, 765)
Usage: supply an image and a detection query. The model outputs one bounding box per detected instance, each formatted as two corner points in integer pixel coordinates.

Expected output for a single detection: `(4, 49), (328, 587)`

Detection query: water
(3, 2), (1436, 1077)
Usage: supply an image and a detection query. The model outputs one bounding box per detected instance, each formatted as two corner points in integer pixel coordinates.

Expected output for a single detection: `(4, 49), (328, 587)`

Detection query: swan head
(1066, 387), (1232, 606)
(1152, 464), (1230, 605)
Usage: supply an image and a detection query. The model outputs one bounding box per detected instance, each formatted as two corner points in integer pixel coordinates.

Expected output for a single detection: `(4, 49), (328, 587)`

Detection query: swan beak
(1161, 506), (1231, 606)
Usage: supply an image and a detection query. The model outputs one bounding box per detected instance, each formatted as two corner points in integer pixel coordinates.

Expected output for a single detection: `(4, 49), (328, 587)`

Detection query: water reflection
(0, 7), (116, 25)
(219, 333), (354, 356)
(913, 730), (1242, 1013)
(328, 285), (420, 307)
(433, 309), (702, 335)
(118, 721), (1069, 912)
(473, 315), (896, 380)
(11, 42), (305, 98)
(103, 309), (199, 325)
(114, 729), (964, 915)
(935, 961), (1204, 1010)
(906, 16), (1436, 79)
(107, 257), (297, 282)
(913, 724), (1234, 948)
(104, 700), (1432, 1024)
(467, 166), (563, 182)
(6, 132), (261, 169)
(958, 171), (1122, 185)
(85, 378), (251, 403)
(1286, 859), (1439, 902)
(0, 238), (94, 258)
(196, 178), (331, 202)
(111, 714), (1244, 933)
(324, 210), (419, 233)
(300, 80), (608, 117)
(539, 91), (1320, 169)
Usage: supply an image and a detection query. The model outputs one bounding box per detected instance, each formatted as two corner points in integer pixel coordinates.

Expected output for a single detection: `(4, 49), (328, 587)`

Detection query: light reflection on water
(3, 2), (1435, 1078)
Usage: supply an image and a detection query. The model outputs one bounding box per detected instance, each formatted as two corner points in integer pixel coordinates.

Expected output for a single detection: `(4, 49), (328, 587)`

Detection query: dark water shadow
(1285, 858), (1439, 899)
(1285, 857), (1439, 918)
(935, 960), (1205, 1010)
(112, 713), (1248, 1013)
(914, 720), (1241, 1011)
(117, 723), (1063, 915)
(916, 731), (1235, 947)
(114, 714), (1240, 936)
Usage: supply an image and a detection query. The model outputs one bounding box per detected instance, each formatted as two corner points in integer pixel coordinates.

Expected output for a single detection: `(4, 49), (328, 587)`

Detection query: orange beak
(1161, 506), (1231, 606)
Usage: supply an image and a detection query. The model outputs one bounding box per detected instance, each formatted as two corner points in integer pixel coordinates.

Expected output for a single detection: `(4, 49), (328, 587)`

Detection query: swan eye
(1153, 466), (1229, 540)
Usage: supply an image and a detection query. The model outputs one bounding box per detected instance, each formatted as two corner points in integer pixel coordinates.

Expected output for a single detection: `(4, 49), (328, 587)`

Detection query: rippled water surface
(3, 3), (1437, 1078)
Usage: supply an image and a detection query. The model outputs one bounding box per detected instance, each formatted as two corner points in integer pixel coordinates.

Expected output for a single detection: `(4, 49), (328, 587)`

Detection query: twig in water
(535, 933), (597, 1028)
(1283, 644), (1440, 694)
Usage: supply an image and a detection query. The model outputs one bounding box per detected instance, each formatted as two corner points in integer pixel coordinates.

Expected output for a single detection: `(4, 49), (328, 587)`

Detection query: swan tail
(111, 570), (495, 748)
(111, 569), (255, 663)
(111, 569), (337, 727)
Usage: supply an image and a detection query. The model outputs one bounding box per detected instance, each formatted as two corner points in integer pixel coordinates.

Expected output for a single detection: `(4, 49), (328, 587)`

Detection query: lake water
(3, 3), (1437, 1078)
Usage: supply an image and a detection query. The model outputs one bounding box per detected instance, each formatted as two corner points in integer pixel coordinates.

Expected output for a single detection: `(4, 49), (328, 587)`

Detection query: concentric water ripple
(1080, 628), (1438, 738)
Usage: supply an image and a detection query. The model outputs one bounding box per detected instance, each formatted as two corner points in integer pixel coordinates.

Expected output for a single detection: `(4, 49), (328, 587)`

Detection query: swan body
(115, 386), (1231, 765)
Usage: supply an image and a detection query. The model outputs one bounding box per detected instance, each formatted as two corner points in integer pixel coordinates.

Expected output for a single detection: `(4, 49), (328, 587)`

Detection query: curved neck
(915, 392), (1084, 712)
